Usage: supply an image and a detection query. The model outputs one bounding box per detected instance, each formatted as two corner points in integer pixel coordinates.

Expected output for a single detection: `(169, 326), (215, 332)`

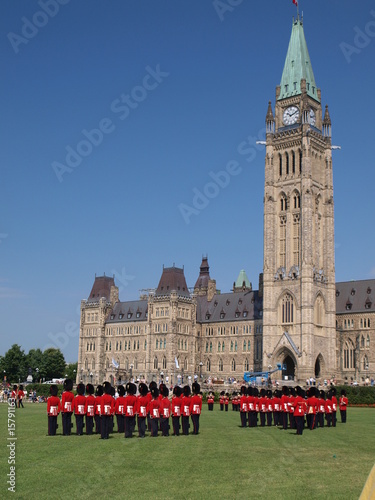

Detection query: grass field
(1, 403), (374, 499)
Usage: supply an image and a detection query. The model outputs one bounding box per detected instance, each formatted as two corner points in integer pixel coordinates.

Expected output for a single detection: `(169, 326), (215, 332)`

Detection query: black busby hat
(139, 383), (148, 396)
(103, 381), (112, 395)
(260, 388), (266, 397)
(149, 381), (157, 390)
(320, 390), (326, 400)
(253, 387), (259, 397)
(118, 385), (125, 397)
(95, 384), (103, 396)
(86, 383), (94, 395)
(64, 378), (73, 391)
(183, 385), (191, 397)
(77, 383), (85, 396)
(340, 389), (346, 396)
(240, 386), (247, 395)
(151, 386), (159, 398)
(220, 390), (225, 396)
(192, 382), (200, 395)
(246, 386), (253, 396)
(162, 385), (169, 398)
(282, 385), (288, 395)
(13, 385), (17, 391)
(50, 384), (58, 397)
(19, 385), (23, 391)
(173, 385), (182, 397)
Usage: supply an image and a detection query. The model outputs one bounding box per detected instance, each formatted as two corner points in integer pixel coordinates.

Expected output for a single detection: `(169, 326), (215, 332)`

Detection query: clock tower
(262, 16), (336, 381)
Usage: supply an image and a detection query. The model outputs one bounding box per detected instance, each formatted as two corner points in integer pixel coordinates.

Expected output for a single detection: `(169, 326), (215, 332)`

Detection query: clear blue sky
(1, 0), (375, 363)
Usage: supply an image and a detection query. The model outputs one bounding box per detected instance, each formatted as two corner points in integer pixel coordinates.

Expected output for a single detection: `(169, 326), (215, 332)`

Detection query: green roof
(278, 19), (320, 102)
(235, 269), (251, 288)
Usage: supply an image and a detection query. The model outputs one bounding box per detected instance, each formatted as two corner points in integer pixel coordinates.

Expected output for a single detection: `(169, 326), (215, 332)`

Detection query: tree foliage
(0, 344), (27, 383)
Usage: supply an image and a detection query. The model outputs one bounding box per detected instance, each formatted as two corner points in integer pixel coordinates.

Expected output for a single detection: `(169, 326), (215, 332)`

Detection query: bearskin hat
(118, 385), (125, 397)
(86, 383), (94, 395)
(50, 384), (58, 397)
(19, 384), (23, 391)
(192, 382), (200, 395)
(183, 385), (191, 397)
(95, 384), (103, 396)
(320, 390), (326, 400)
(103, 381), (112, 395)
(295, 385), (303, 397)
(77, 382), (85, 396)
(149, 381), (157, 390)
(63, 378), (73, 391)
(173, 385), (182, 397)
(139, 383), (148, 397)
(253, 387), (259, 397)
(13, 385), (17, 391)
(331, 387), (337, 396)
(126, 382), (136, 395)
(267, 389), (272, 398)
(151, 386), (159, 398)
(159, 383), (166, 394)
(240, 385), (247, 395)
(220, 390), (225, 396)
(260, 388), (266, 397)
(246, 386), (253, 396)
(282, 385), (288, 396)
(162, 385), (169, 398)
(340, 389), (346, 396)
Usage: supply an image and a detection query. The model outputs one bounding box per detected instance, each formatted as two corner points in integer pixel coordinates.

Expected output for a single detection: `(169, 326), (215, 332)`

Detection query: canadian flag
(293, 0), (298, 5)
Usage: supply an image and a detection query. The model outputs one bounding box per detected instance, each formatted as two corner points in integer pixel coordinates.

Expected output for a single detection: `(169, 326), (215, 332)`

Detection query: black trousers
(48, 416), (58, 436)
(101, 415), (111, 439)
(138, 416), (146, 437)
(172, 416), (180, 435)
(181, 415), (190, 435)
(332, 411), (337, 427)
(295, 415), (304, 435)
(266, 412), (273, 426)
(160, 417), (170, 436)
(150, 418), (159, 437)
(62, 412), (72, 435)
(94, 414), (101, 434)
(208, 403), (213, 411)
(340, 409), (347, 423)
(116, 414), (125, 433)
(125, 416), (135, 438)
(191, 414), (200, 434)
(75, 414), (84, 435)
(240, 411), (247, 427)
(260, 412), (266, 427)
(86, 415), (94, 435)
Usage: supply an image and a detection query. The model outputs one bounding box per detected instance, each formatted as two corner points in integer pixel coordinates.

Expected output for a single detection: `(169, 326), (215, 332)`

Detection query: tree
(40, 348), (66, 380)
(65, 361), (78, 381)
(25, 348), (44, 382)
(0, 344), (27, 383)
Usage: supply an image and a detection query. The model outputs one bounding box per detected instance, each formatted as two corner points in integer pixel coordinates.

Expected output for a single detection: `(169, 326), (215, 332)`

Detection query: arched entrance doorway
(314, 354), (325, 378)
(283, 355), (295, 380)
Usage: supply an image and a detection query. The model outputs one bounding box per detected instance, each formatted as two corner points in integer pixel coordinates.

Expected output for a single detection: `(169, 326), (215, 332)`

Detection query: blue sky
(1, 0), (375, 363)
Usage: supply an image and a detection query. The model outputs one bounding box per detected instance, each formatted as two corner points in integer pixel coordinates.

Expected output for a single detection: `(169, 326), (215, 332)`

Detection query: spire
(278, 18), (320, 103)
(323, 104), (331, 138)
(233, 269), (252, 293)
(266, 101), (275, 134)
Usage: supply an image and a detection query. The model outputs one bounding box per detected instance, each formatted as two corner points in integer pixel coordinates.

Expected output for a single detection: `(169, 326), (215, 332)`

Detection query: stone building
(77, 17), (375, 385)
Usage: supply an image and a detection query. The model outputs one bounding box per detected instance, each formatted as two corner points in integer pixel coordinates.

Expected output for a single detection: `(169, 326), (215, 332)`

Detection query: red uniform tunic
(85, 395), (96, 417)
(160, 396), (172, 419)
(47, 396), (61, 416)
(124, 394), (137, 417)
(137, 395), (149, 418)
(61, 391), (74, 414)
(339, 396), (348, 411)
(74, 395), (86, 416)
(171, 395), (182, 417)
(101, 394), (115, 416)
(190, 395), (202, 415)
(148, 398), (160, 419)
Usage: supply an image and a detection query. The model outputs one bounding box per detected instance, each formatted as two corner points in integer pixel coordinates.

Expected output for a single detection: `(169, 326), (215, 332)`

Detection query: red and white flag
(293, 0), (298, 5)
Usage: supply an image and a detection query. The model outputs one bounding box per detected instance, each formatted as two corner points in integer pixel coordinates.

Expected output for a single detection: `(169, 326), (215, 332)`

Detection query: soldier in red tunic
(148, 386), (160, 437)
(171, 386), (182, 436)
(293, 386), (307, 435)
(85, 383), (95, 435)
(190, 382), (202, 435)
(331, 387), (338, 427)
(114, 385), (126, 434)
(259, 388), (267, 427)
(61, 379), (74, 436)
(325, 390), (333, 427)
(47, 385), (61, 436)
(160, 385), (171, 436)
(94, 385), (103, 434)
(239, 386), (248, 427)
(281, 385), (289, 430)
(100, 382), (114, 439)
(339, 389), (348, 423)
(207, 391), (214, 411)
(124, 382), (137, 438)
(181, 385), (191, 435)
(219, 391), (225, 411)
(74, 383), (86, 435)
(136, 383), (149, 438)
(17, 385), (25, 408)
(317, 390), (326, 428)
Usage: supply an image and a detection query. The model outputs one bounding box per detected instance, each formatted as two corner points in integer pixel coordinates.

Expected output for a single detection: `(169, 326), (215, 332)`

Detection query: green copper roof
(278, 19), (320, 102)
(235, 269), (251, 288)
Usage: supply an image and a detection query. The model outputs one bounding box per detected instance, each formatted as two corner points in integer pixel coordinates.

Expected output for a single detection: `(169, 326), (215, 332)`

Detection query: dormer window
(226, 300), (230, 306)
(351, 288), (356, 296)
(214, 301), (218, 307)
(336, 290), (340, 297)
(119, 314), (123, 319)
(110, 314), (115, 320)
(206, 312), (211, 320)
(127, 312), (132, 319)
(136, 312), (141, 318)
(243, 311), (248, 318)
(367, 288), (372, 295)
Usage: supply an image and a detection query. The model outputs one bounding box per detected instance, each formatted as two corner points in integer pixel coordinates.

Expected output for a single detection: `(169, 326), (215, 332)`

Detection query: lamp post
(199, 362), (203, 379)
(129, 364), (133, 383)
(90, 372), (93, 384)
(35, 368), (39, 383)
(73, 369), (76, 383)
(81, 368), (83, 383)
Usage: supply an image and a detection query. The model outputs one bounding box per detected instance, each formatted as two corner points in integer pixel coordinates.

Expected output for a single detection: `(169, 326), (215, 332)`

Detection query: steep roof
(106, 300), (148, 323)
(155, 265), (190, 298)
(87, 275), (115, 303)
(196, 290), (262, 323)
(194, 256), (211, 289)
(336, 279), (375, 314)
(235, 269), (251, 289)
(278, 18), (320, 102)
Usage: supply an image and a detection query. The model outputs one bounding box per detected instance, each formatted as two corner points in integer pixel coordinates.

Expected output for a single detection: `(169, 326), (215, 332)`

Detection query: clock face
(309, 109), (316, 126)
(283, 106), (300, 125)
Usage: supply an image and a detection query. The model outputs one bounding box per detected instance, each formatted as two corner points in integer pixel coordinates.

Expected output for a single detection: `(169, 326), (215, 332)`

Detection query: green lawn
(1, 403), (374, 499)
